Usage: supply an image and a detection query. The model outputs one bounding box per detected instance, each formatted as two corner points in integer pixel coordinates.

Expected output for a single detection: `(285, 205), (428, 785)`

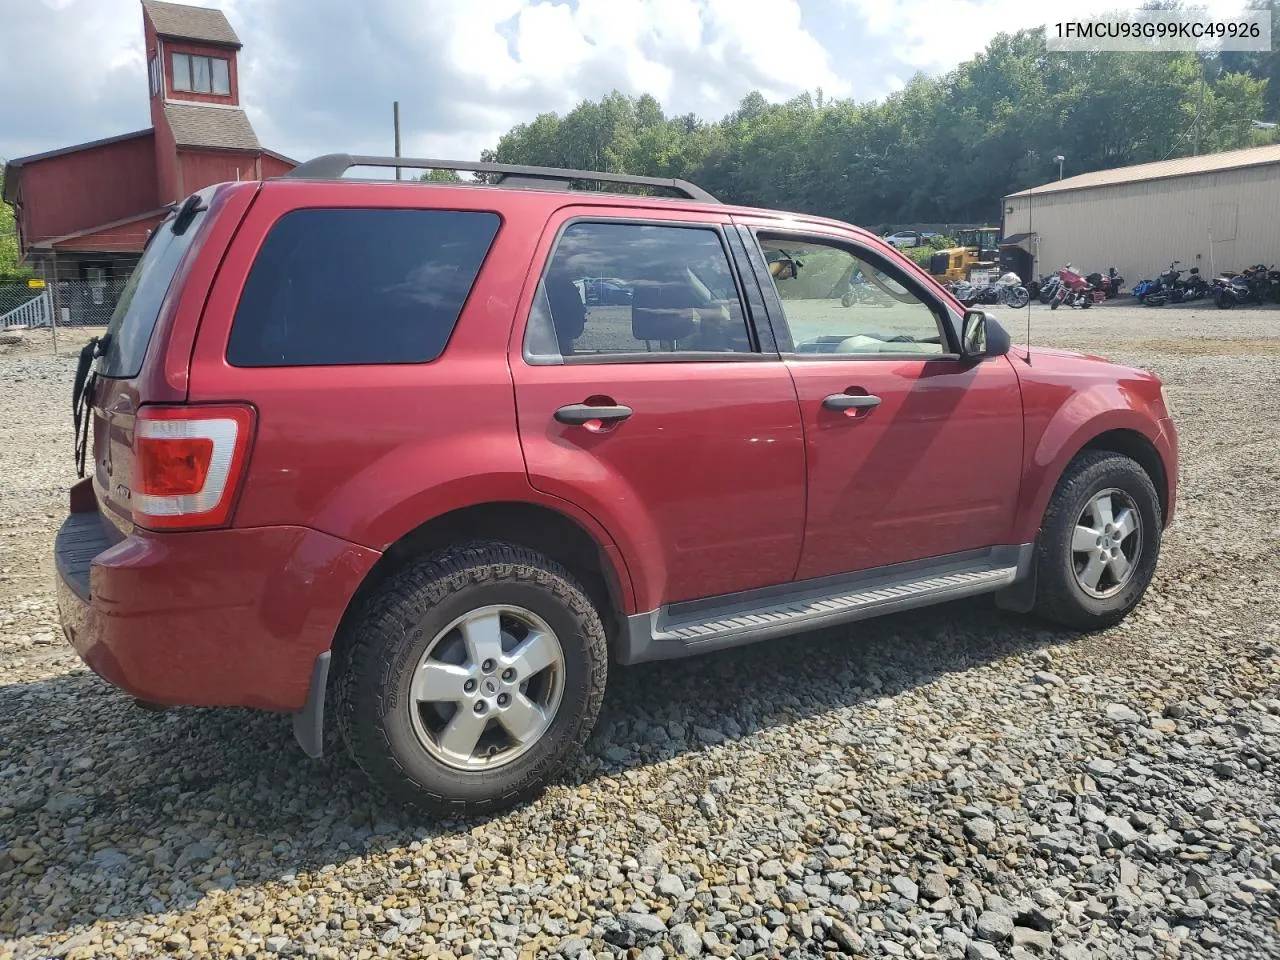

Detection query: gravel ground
(2, 306), (1279, 960)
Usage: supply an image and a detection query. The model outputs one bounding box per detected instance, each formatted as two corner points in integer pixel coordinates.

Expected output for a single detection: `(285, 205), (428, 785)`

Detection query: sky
(0, 0), (1256, 165)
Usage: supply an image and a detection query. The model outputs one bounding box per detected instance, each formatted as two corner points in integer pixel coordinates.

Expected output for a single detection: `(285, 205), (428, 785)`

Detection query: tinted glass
(227, 208), (500, 367)
(210, 58), (230, 95)
(526, 222), (751, 361)
(759, 238), (944, 356)
(99, 209), (207, 378)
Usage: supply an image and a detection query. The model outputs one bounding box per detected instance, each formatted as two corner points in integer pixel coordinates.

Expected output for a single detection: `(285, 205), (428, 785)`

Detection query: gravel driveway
(2, 305), (1278, 960)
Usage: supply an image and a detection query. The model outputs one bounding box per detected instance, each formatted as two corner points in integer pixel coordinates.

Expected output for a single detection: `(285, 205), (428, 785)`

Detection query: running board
(620, 544), (1033, 665)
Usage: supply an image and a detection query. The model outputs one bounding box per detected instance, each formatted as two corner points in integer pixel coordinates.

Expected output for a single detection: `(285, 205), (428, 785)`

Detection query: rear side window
(227, 208), (500, 367)
(99, 207), (207, 378)
(523, 221), (753, 362)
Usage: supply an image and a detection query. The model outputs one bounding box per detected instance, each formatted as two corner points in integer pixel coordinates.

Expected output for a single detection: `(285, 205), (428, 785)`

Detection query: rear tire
(335, 541), (608, 815)
(1031, 451), (1162, 631)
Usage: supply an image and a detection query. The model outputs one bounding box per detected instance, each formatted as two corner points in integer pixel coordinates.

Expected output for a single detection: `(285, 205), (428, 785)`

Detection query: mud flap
(292, 651), (331, 759)
(994, 543), (1038, 614)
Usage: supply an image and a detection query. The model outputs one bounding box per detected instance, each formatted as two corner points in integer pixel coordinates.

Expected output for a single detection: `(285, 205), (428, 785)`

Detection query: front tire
(335, 542), (608, 815)
(1031, 451), (1162, 630)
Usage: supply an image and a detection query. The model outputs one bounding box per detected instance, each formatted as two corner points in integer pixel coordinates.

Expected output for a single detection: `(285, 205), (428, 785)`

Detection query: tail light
(132, 404), (255, 530)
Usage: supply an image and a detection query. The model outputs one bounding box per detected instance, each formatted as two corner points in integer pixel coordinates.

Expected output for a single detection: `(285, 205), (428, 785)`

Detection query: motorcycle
(1131, 278), (1156, 301)
(1141, 260), (1183, 307)
(1037, 273), (1062, 304)
(1213, 264), (1275, 308)
(951, 273), (1030, 309)
(1086, 267), (1124, 299)
(1174, 266), (1210, 302)
(1048, 265), (1093, 310)
(949, 281), (994, 307)
(1105, 267), (1124, 298)
(993, 271), (1031, 308)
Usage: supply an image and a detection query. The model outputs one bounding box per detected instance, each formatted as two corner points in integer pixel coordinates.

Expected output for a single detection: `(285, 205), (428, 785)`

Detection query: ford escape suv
(56, 154), (1178, 814)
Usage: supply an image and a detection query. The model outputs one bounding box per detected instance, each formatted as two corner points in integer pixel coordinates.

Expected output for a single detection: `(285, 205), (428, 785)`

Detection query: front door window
(759, 239), (947, 356)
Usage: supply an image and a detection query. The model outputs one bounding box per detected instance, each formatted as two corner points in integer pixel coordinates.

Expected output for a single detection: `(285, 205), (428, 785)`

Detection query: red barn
(2, 0), (294, 318)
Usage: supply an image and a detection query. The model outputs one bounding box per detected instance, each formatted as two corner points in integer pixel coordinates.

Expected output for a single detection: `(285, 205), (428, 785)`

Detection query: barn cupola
(142, 0), (243, 105)
(141, 0), (265, 204)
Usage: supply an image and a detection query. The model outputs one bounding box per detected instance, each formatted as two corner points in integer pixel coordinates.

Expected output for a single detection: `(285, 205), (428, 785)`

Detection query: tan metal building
(1001, 143), (1280, 287)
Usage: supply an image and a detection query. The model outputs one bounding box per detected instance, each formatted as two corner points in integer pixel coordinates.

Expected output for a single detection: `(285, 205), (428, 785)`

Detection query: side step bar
(620, 544), (1034, 665)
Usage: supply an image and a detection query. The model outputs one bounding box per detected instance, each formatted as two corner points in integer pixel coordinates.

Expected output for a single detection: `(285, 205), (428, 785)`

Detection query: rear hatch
(79, 191), (216, 535)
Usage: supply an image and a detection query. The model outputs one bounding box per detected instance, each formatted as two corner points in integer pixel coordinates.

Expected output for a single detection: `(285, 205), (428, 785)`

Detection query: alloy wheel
(407, 604), (565, 770)
(1071, 488), (1143, 599)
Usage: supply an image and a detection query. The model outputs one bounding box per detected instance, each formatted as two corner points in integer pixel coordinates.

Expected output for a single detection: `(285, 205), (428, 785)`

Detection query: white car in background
(885, 230), (924, 248)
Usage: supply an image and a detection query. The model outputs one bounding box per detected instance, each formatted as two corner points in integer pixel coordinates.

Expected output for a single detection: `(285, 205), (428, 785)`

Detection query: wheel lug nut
(501, 668), (516, 682)
(482, 659), (496, 673)
(497, 693), (510, 707)
(463, 679), (477, 693)
(474, 700), (487, 714)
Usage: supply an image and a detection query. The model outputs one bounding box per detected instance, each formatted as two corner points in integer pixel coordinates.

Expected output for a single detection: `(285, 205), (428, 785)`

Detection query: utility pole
(393, 101), (402, 180)
(1192, 78), (1205, 156)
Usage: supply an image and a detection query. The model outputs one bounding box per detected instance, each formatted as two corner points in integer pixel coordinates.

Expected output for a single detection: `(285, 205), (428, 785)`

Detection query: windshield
(98, 204), (208, 378)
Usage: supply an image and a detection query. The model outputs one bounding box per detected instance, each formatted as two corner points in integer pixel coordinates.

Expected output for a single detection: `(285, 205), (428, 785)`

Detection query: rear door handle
(554, 403), (634, 425)
(823, 393), (882, 411)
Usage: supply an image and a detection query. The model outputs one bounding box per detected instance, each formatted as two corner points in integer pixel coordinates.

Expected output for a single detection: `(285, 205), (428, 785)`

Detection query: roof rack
(284, 153), (719, 203)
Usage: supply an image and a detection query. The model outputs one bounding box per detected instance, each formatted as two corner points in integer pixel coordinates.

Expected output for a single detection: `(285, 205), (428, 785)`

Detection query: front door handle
(554, 403), (634, 425)
(822, 393), (882, 412)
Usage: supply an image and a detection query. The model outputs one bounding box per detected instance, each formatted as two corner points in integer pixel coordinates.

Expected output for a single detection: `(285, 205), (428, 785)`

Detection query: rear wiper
(172, 194), (207, 236)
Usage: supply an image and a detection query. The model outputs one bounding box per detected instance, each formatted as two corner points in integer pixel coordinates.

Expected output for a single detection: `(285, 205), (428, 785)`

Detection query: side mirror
(961, 309), (1010, 359)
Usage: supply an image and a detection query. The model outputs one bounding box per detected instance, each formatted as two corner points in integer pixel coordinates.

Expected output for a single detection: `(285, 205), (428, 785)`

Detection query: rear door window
(99, 205), (207, 378)
(523, 221), (755, 362)
(226, 208), (500, 367)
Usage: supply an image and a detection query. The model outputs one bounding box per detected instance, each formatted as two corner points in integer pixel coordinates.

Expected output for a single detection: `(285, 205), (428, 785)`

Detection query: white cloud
(2, 0), (847, 163)
(6, 0), (1255, 168)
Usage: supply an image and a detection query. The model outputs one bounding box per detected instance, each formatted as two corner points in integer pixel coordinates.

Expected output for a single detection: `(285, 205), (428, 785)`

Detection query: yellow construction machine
(925, 227), (1001, 284)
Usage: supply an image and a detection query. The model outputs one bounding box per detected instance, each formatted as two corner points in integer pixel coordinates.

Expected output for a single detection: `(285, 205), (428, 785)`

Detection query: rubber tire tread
(334, 540), (608, 816)
(1031, 450), (1162, 631)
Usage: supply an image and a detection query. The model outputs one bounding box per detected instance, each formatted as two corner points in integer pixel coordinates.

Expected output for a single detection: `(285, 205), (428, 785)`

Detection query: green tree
(1217, 0), (1280, 118)
(481, 24), (1273, 225)
(0, 166), (33, 282)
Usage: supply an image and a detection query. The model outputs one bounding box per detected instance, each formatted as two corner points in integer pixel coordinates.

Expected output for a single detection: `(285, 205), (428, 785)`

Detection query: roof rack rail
(284, 153), (719, 203)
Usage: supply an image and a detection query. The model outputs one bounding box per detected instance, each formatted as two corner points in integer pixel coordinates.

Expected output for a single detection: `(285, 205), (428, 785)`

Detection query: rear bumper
(55, 494), (380, 713)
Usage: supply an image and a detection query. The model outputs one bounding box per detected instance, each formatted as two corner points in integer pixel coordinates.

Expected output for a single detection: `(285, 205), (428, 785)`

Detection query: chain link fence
(0, 281), (41, 318)
(0, 278), (128, 329)
(51, 277), (128, 326)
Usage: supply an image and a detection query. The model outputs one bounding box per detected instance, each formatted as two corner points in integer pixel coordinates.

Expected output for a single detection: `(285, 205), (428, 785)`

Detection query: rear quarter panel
(1010, 347), (1173, 541)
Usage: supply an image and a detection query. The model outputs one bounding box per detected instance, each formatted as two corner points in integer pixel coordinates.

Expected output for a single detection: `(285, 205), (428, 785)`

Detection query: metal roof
(164, 102), (260, 151)
(142, 0), (241, 47)
(1006, 143), (1280, 198)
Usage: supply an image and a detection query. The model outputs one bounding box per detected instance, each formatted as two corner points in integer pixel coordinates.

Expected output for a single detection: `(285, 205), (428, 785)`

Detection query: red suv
(56, 155), (1177, 814)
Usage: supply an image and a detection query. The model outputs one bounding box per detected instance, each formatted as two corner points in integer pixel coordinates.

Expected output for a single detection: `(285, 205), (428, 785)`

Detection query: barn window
(171, 53), (231, 96)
